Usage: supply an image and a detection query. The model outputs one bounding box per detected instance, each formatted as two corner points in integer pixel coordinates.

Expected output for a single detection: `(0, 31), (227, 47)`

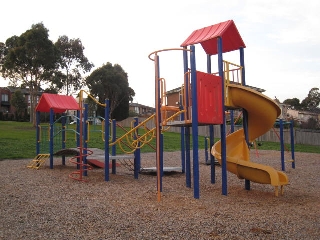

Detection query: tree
(301, 87), (320, 111)
(10, 90), (27, 120)
(54, 36), (94, 95)
(283, 98), (301, 110)
(300, 117), (319, 130)
(0, 42), (5, 72)
(85, 62), (135, 120)
(1, 23), (60, 125)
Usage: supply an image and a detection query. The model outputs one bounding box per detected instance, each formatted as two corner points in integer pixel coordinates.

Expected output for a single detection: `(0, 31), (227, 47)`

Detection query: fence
(118, 117), (320, 146)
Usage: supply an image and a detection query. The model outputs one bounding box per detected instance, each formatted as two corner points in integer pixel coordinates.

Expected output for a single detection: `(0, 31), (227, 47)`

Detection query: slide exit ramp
(212, 84), (288, 196)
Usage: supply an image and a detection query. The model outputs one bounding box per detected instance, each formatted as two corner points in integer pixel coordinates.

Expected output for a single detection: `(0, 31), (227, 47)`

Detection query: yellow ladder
(27, 154), (50, 169)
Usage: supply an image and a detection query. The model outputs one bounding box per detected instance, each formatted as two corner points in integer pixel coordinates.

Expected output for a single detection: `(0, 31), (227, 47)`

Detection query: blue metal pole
(76, 110), (80, 148)
(290, 120), (295, 169)
(61, 113), (66, 165)
(230, 110), (234, 133)
(180, 129), (185, 173)
(205, 137), (209, 164)
(190, 45), (199, 199)
(160, 132), (163, 191)
(104, 99), (110, 181)
(240, 47), (250, 191)
(240, 47), (246, 85)
(185, 127), (191, 188)
(36, 111), (40, 155)
(207, 53), (216, 184)
(112, 119), (117, 174)
(134, 117), (140, 179)
(218, 37), (227, 195)
(83, 104), (88, 176)
(49, 108), (54, 169)
(182, 47), (188, 175)
(155, 54), (163, 195)
(280, 119), (285, 171)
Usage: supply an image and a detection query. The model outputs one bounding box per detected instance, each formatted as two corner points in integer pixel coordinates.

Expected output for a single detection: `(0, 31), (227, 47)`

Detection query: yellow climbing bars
(27, 154), (50, 169)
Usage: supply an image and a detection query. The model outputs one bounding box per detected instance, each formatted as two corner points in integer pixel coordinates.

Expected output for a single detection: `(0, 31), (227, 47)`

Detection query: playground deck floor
(1, 150), (319, 239)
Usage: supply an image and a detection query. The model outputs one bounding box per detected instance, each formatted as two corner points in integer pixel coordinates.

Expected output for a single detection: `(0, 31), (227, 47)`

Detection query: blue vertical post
(240, 47), (250, 191)
(180, 128), (185, 173)
(61, 113), (66, 165)
(76, 109), (79, 169)
(182, 47), (188, 175)
(179, 94), (185, 173)
(290, 120), (295, 169)
(218, 37), (227, 195)
(207, 53), (216, 184)
(111, 119), (117, 174)
(160, 132), (163, 191)
(185, 127), (191, 188)
(230, 110), (234, 133)
(179, 131), (186, 175)
(280, 119), (285, 171)
(76, 110), (80, 148)
(49, 108), (54, 169)
(204, 137), (209, 164)
(155, 54), (163, 194)
(243, 112), (249, 187)
(36, 111), (40, 155)
(83, 104), (88, 176)
(104, 99), (110, 181)
(209, 127), (215, 185)
(240, 47), (246, 85)
(133, 117), (140, 179)
(190, 45), (199, 199)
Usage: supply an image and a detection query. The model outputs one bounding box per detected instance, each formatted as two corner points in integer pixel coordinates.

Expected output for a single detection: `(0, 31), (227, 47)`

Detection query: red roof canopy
(36, 93), (80, 113)
(180, 20), (245, 55)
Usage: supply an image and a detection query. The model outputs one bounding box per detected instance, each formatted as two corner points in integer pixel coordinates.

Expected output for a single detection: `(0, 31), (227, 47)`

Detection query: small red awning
(181, 20), (245, 55)
(36, 93), (80, 113)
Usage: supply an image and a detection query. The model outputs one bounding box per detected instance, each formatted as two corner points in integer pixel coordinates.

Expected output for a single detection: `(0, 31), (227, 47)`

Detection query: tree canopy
(283, 97), (301, 110)
(1, 22), (59, 124)
(300, 87), (320, 111)
(54, 36), (94, 95)
(284, 88), (320, 111)
(85, 62), (135, 120)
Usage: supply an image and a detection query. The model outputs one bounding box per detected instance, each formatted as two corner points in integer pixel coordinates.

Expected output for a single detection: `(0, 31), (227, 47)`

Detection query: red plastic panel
(180, 20), (246, 55)
(36, 93), (80, 113)
(197, 71), (223, 124)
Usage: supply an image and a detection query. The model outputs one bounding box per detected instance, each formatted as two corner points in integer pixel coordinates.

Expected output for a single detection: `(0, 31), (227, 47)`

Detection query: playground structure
(149, 19), (295, 200)
(28, 19), (296, 200)
(28, 89), (179, 182)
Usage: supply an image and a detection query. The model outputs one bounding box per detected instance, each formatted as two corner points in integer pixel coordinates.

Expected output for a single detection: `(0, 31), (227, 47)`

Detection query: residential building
(287, 109), (319, 123)
(129, 102), (155, 117)
(0, 86), (42, 115)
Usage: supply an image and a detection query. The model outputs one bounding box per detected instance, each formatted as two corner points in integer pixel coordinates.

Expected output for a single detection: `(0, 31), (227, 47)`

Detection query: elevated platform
(163, 120), (210, 127)
(140, 166), (182, 173)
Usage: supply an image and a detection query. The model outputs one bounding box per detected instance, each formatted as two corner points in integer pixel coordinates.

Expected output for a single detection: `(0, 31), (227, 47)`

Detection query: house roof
(36, 93), (80, 113)
(6, 86), (43, 95)
(180, 20), (245, 55)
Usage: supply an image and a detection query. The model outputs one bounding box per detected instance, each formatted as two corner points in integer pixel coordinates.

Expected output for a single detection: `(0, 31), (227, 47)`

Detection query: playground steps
(27, 154), (50, 169)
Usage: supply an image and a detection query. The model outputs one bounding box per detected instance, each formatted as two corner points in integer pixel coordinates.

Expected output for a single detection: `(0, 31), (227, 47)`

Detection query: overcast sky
(1, 0), (319, 107)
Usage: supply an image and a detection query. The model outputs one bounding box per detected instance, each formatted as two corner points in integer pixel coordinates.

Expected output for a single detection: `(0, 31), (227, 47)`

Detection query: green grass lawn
(0, 121), (319, 160)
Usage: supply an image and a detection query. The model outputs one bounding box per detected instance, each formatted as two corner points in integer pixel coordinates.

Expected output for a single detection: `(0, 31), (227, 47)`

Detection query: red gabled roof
(180, 20), (245, 55)
(36, 93), (80, 113)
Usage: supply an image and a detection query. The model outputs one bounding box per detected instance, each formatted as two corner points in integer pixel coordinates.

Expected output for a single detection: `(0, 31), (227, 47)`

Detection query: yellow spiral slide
(211, 84), (288, 196)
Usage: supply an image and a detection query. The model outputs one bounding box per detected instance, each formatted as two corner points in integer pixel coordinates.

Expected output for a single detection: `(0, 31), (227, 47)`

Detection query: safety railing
(212, 60), (243, 105)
